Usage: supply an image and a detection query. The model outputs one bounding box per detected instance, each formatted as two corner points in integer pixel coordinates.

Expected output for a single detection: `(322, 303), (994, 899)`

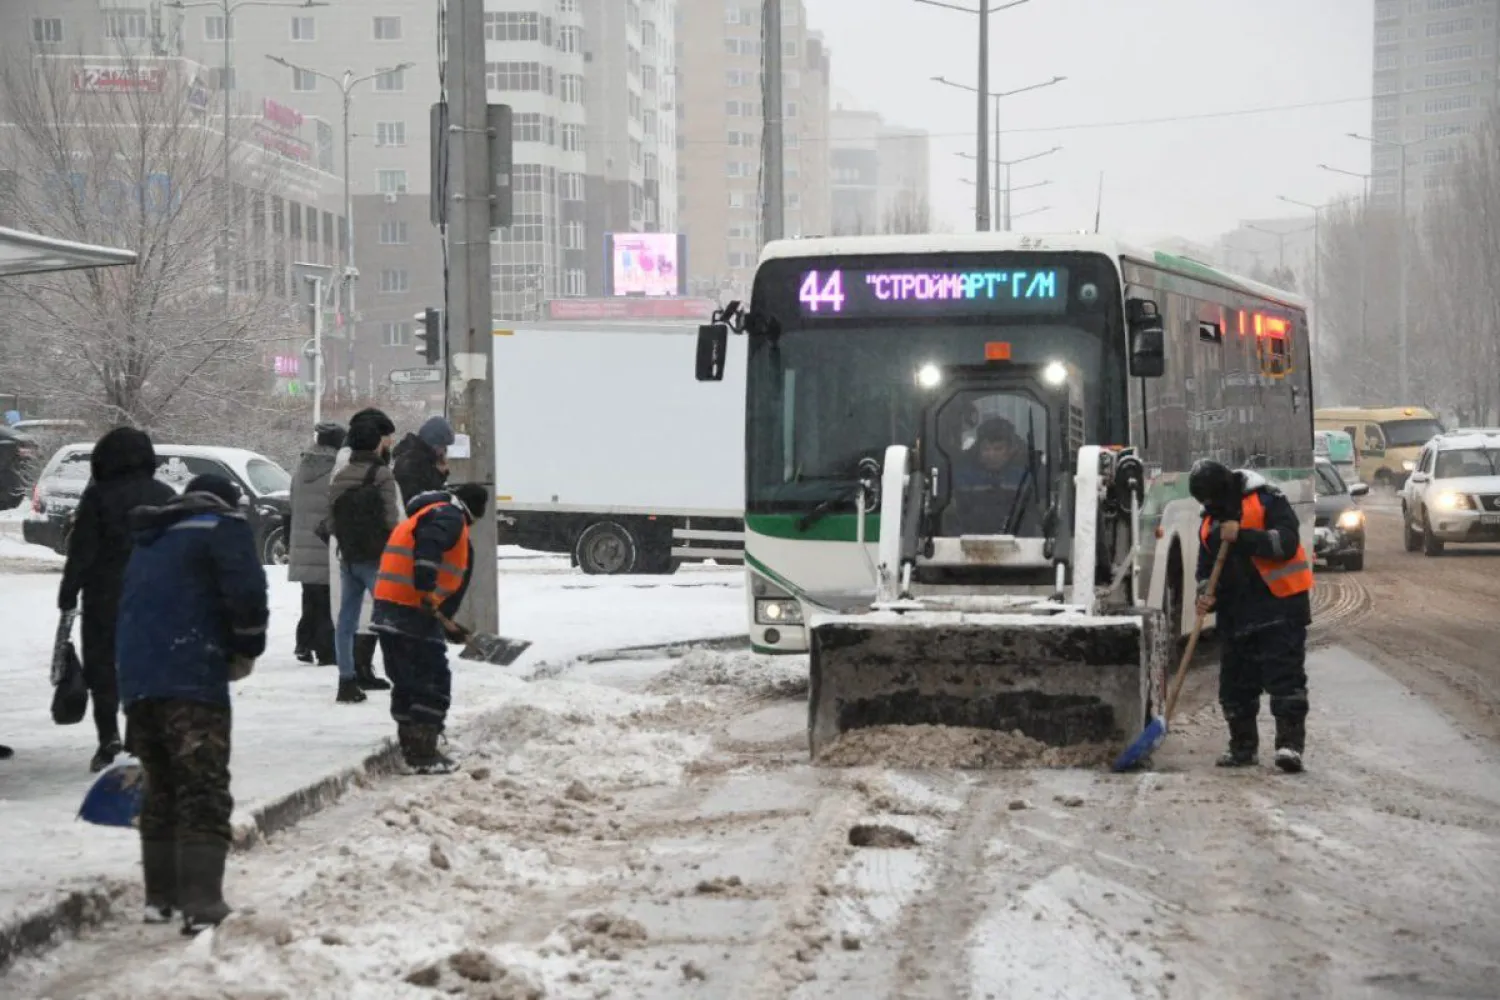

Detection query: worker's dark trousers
(1219, 620), (1309, 752)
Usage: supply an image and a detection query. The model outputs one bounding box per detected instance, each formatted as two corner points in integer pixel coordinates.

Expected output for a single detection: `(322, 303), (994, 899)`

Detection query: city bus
(695, 234), (1315, 653)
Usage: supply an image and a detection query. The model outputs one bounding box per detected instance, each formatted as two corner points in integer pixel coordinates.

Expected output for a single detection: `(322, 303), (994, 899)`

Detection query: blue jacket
(371, 490), (475, 645)
(117, 492), (270, 708)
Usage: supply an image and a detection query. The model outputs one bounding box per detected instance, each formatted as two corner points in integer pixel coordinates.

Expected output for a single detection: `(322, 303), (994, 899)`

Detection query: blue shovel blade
(78, 758), (144, 828)
(1112, 716), (1167, 773)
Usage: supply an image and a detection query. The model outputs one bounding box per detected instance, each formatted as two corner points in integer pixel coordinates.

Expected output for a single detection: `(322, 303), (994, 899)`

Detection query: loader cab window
(933, 389), (1050, 538)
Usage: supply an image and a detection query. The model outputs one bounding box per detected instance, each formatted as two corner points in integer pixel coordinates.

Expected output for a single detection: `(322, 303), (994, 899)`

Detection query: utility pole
(442, 0), (498, 636)
(761, 0), (785, 243)
(975, 3), (990, 231)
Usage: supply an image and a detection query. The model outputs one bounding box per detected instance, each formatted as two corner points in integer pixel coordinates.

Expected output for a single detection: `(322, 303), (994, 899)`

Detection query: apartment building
(676, 0), (832, 299)
(830, 92), (930, 235)
(1372, 0), (1500, 210)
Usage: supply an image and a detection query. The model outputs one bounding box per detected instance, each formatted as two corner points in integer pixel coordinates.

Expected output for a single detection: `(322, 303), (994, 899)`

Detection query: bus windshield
(1381, 418), (1444, 449)
(746, 251), (1127, 513)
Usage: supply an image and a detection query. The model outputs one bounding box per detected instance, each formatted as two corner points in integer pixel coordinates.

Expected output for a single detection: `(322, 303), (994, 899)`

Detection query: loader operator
(951, 418), (1039, 535)
(1189, 459), (1313, 774)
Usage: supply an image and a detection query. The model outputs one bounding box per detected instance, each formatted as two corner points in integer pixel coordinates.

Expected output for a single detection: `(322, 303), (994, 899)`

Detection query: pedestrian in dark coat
(1190, 460), (1314, 774)
(288, 421), (345, 664)
(392, 416), (454, 501)
(370, 484), (488, 774)
(57, 427), (176, 772)
(117, 474), (268, 935)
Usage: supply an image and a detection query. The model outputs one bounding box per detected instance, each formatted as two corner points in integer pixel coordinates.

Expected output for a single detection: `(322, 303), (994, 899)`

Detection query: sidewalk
(0, 540), (744, 967)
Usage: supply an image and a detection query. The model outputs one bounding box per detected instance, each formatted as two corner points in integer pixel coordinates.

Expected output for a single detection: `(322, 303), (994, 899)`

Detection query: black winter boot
(142, 840), (176, 923)
(336, 678), (368, 703)
(407, 725), (457, 775)
(90, 738), (122, 774)
(1274, 716), (1306, 774)
(353, 634), (391, 691)
(178, 841), (232, 936)
(1, 744), (15, 760)
(1216, 712), (1259, 768)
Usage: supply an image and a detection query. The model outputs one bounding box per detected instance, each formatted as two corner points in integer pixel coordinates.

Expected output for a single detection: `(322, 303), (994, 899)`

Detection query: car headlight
(1336, 509), (1364, 531)
(1402, 460), (1416, 472)
(1433, 491), (1475, 511)
(755, 599), (803, 625)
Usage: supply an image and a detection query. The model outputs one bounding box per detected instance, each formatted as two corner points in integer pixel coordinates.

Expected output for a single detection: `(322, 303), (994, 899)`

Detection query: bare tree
(0, 51), (303, 443)
(881, 191), (931, 235)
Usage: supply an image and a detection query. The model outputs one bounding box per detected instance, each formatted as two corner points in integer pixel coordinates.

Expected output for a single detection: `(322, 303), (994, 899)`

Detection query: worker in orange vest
(1189, 459), (1314, 774)
(370, 483), (490, 774)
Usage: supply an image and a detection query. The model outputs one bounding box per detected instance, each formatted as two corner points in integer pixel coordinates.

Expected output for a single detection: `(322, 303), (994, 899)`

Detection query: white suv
(1401, 431), (1500, 556)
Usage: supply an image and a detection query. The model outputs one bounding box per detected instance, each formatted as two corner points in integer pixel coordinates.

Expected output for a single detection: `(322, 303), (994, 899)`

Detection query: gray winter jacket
(326, 451), (401, 563)
(286, 443), (340, 584)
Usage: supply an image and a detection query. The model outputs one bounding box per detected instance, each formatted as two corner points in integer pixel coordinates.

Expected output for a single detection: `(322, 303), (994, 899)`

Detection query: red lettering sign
(262, 98), (304, 131)
(71, 66), (167, 93)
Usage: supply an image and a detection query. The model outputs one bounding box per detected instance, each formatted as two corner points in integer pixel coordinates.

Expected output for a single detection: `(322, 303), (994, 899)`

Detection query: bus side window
(1363, 424), (1386, 457)
(1259, 321), (1290, 378)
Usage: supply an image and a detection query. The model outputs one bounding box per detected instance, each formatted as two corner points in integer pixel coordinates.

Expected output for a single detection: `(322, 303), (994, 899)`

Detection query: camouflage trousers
(124, 699), (234, 847)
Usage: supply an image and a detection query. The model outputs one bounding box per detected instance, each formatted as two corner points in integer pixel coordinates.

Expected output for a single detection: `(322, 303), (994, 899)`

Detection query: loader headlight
(1433, 490), (1474, 511)
(1042, 360), (1068, 387)
(916, 363), (943, 389)
(756, 599), (803, 625)
(1402, 460), (1416, 472)
(1336, 509), (1364, 531)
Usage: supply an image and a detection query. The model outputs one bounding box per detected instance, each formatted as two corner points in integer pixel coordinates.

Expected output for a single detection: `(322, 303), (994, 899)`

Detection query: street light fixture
(913, 0), (1036, 231)
(166, 0), (328, 319)
(1318, 163), (1373, 201)
(933, 73), (1065, 231)
(1009, 204), (1051, 224)
(265, 55), (415, 374)
(1277, 194), (1336, 371)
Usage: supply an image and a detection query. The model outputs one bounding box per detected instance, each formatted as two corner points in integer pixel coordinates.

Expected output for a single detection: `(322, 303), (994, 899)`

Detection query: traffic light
(413, 307), (442, 365)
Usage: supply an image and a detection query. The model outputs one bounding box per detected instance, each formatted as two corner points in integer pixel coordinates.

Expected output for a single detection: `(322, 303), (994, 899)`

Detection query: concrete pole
(975, 3), (990, 231)
(993, 101), (1001, 232)
(443, 0), (499, 635)
(1397, 151), (1410, 401)
(221, 3), (232, 318)
(761, 0), (785, 243)
(341, 80), (356, 395)
(311, 276), (323, 426)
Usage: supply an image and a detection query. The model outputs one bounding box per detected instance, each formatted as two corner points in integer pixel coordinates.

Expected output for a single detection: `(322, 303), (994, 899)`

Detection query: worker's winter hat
(185, 473), (242, 509)
(348, 407), (395, 436)
(450, 482), (489, 520)
(1188, 459), (1235, 507)
(315, 420), (346, 449)
(418, 415), (456, 449)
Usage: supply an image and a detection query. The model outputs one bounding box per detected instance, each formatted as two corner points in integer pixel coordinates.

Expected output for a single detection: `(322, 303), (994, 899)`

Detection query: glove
(228, 655), (256, 681)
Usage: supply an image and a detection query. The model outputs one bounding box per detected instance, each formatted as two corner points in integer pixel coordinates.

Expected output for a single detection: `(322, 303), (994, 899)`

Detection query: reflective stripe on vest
(372, 501), (471, 608)
(1199, 491), (1313, 598)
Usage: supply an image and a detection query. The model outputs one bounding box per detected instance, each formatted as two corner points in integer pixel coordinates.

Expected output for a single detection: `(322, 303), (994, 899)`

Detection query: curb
(0, 737), (403, 974)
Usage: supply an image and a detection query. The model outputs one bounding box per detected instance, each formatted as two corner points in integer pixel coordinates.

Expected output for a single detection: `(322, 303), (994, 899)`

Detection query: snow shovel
(78, 756), (144, 828)
(1112, 540), (1229, 772)
(431, 609), (532, 666)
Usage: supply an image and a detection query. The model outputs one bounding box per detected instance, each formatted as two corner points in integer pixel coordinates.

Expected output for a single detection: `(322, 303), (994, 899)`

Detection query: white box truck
(492, 321), (746, 574)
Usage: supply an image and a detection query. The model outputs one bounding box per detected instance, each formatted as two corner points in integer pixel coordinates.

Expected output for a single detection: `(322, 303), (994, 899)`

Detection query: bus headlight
(1336, 509), (1364, 531)
(756, 599), (803, 625)
(1433, 491), (1474, 511)
(916, 363), (942, 389)
(1042, 360), (1068, 387)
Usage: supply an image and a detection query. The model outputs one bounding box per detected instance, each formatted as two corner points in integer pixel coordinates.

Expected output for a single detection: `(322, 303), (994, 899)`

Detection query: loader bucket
(807, 609), (1172, 762)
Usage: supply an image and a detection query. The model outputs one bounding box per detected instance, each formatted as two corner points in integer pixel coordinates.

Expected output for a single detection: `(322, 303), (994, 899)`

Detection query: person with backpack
(328, 410), (401, 703)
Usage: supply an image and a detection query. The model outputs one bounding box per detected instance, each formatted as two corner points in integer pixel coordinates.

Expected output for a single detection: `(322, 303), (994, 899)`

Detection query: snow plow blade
(807, 610), (1171, 761)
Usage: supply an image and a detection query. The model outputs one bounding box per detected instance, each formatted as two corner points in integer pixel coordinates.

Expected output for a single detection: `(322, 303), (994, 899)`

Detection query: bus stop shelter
(0, 226), (137, 277)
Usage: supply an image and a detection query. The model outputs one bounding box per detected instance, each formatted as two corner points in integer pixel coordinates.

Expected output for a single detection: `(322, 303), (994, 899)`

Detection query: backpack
(330, 461), (391, 564)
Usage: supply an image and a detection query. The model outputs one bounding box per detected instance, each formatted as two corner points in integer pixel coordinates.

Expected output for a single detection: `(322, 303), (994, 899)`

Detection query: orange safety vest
(373, 501), (471, 608)
(1199, 491), (1313, 598)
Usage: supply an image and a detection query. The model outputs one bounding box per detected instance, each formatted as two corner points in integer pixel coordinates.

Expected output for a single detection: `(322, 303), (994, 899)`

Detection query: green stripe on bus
(745, 513), (878, 544)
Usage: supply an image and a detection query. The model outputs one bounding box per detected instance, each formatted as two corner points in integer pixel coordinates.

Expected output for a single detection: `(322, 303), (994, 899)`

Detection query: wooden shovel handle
(1162, 539), (1230, 724)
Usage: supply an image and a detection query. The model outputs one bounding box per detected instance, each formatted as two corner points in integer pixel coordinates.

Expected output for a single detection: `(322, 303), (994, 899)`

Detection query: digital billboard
(604, 232), (687, 297)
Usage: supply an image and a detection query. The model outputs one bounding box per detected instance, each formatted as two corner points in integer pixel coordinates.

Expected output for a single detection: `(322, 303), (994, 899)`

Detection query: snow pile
(645, 648), (808, 700)
(818, 725), (1114, 770)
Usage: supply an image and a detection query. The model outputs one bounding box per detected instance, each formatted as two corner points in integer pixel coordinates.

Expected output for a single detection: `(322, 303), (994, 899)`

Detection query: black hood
(392, 431), (430, 462)
(91, 427), (157, 483)
(130, 491), (245, 544)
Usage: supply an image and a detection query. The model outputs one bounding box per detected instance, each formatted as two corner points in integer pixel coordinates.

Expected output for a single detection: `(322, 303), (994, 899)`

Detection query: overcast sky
(802, 0), (1374, 244)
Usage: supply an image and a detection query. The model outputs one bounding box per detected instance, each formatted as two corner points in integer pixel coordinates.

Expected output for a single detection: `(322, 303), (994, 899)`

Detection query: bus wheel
(575, 521), (638, 575)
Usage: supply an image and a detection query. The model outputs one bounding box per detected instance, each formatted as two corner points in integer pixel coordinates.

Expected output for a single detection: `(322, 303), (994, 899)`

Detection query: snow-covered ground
(0, 543), (744, 930)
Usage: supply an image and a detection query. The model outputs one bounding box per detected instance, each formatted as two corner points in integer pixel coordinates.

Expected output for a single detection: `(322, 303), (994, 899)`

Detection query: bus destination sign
(796, 266), (1069, 318)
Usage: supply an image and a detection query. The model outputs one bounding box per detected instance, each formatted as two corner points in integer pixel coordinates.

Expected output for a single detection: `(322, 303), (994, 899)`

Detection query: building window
(728, 252), (752, 268)
(561, 172), (585, 200)
(560, 74), (586, 103)
(785, 101), (798, 118)
(1427, 17), (1476, 36)
(291, 15), (316, 41)
(31, 17), (63, 44)
(1424, 121), (1472, 138)
(1424, 93), (1475, 114)
(642, 64), (657, 90)
(292, 68), (317, 92)
(382, 322), (413, 347)
(105, 9), (149, 40)
(205, 14), (232, 41)
(375, 68), (406, 92)
(377, 170), (409, 194)
(379, 270), (409, 294)
(1425, 68), (1474, 87)
(728, 191), (747, 208)
(1426, 44), (1475, 62)
(563, 221), (585, 250)
(484, 11), (542, 41)
(561, 124), (584, 151)
(1374, 97), (1398, 120)
(376, 121), (406, 147)
(727, 161), (752, 178)
(628, 46), (642, 77)
(558, 25), (582, 53)
(564, 269), (587, 297)
(487, 61), (551, 92)
(379, 220), (409, 244)
(373, 16), (402, 40)
(210, 67), (236, 91)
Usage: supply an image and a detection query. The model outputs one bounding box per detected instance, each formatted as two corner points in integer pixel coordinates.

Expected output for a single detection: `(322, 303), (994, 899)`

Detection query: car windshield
(1314, 464), (1345, 497)
(1381, 418), (1444, 448)
(48, 451), (93, 486)
(1435, 448), (1499, 479)
(246, 458), (291, 494)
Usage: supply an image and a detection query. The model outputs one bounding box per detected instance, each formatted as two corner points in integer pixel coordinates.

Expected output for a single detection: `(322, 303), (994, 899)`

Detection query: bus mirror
(1126, 298), (1166, 378)
(695, 323), (728, 382)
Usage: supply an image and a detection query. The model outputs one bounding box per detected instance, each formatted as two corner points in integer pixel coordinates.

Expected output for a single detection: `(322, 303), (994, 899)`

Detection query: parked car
(1312, 456), (1369, 572)
(23, 443), (291, 564)
(0, 425), (43, 510)
(1401, 430), (1500, 556)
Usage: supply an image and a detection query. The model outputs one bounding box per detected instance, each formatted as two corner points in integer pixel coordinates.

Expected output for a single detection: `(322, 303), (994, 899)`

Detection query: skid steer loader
(806, 358), (1172, 760)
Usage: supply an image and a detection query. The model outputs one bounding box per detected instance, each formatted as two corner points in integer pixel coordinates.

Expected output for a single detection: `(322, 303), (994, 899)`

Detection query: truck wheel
(1341, 553), (1365, 572)
(575, 521), (638, 575)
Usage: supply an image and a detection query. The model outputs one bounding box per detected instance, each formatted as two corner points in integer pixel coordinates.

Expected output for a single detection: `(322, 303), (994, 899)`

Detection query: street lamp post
(958, 147), (1059, 230)
(1244, 222), (1316, 271)
(266, 55), (415, 388)
(1278, 195), (1331, 373)
(915, 0), (1034, 231)
(1317, 163), (1375, 349)
(933, 73), (1064, 231)
(166, 0), (327, 320)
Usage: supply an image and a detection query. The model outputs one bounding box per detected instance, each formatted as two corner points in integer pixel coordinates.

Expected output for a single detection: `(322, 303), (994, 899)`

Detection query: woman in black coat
(58, 427), (176, 772)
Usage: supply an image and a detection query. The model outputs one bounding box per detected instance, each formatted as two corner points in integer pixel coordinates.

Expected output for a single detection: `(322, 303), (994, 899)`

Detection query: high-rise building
(1371, 0), (1500, 211)
(830, 92), (930, 235)
(677, 0), (831, 299)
